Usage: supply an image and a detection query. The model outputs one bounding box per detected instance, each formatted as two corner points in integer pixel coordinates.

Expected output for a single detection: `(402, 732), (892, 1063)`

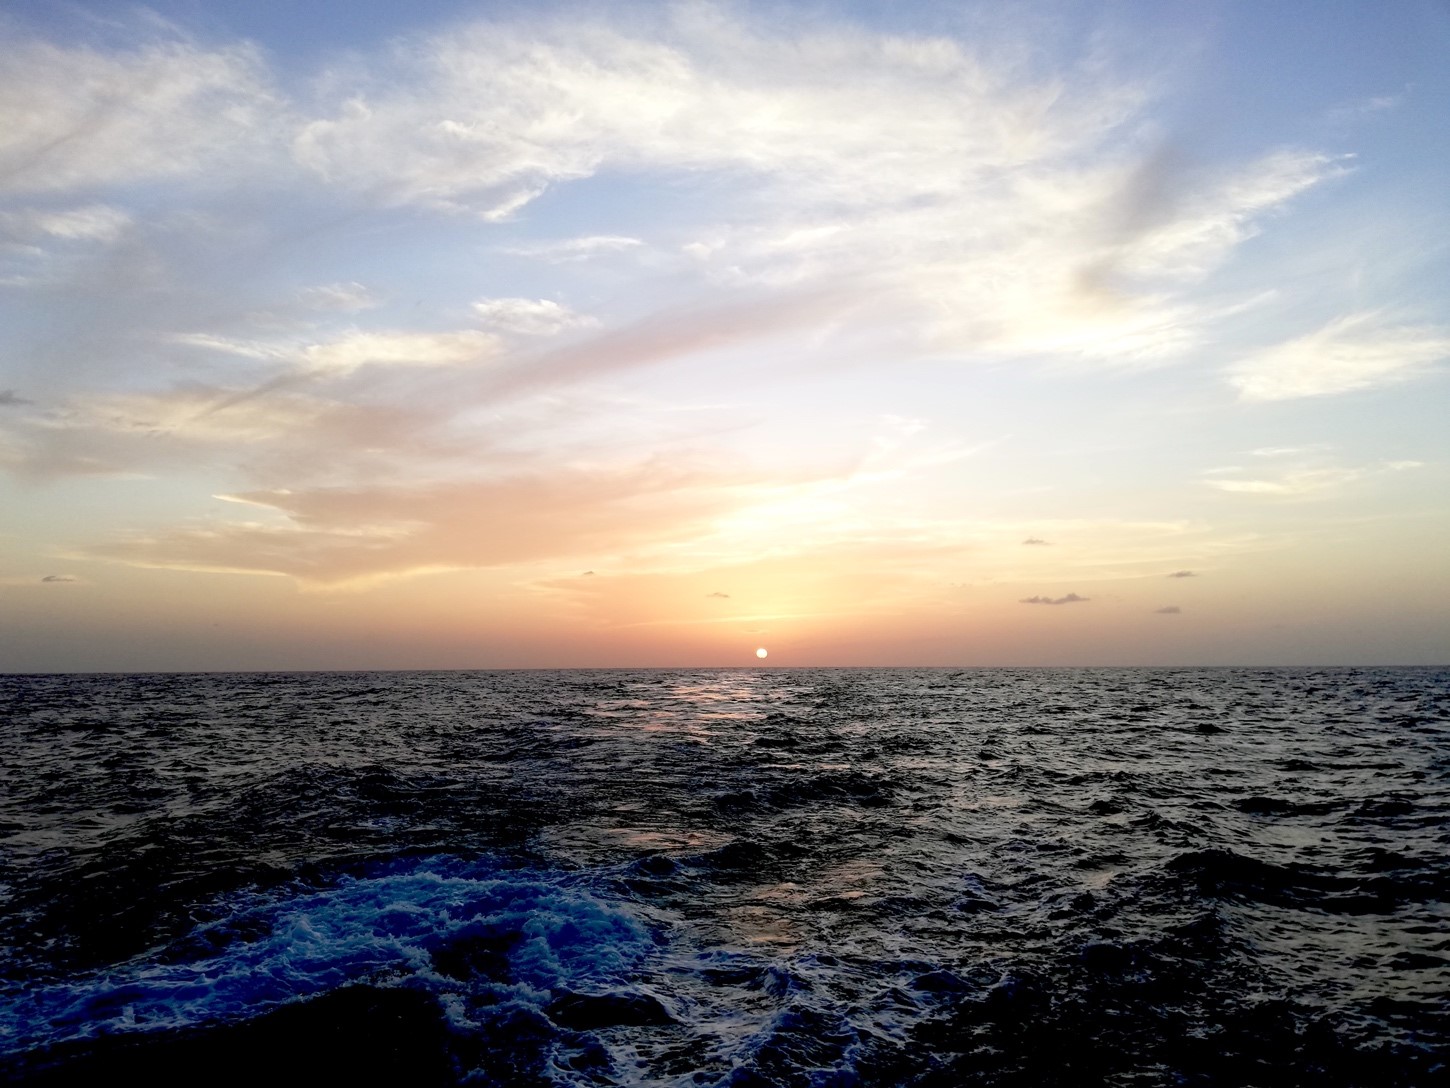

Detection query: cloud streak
(0, 37), (278, 194)
(79, 462), (756, 587)
(1204, 458), (1421, 498)
(1229, 312), (1450, 401)
(472, 298), (594, 337)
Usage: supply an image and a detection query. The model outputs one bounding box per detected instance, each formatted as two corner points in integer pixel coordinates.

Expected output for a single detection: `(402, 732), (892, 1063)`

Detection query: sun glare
(756, 647), (768, 659)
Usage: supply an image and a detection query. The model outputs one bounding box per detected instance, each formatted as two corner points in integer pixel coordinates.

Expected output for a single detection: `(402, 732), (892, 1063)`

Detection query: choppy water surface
(1, 668), (1446, 1085)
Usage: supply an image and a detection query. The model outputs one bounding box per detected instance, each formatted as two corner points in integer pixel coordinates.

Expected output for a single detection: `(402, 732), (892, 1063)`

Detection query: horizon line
(3, 663), (1445, 677)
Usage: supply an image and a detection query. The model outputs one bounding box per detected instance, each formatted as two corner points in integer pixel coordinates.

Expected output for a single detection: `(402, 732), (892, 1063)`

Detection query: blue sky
(2, 1), (1447, 669)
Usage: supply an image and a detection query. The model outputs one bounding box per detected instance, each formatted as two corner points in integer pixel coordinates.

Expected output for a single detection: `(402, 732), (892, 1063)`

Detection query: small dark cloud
(581, 570), (595, 576)
(41, 574), (78, 583)
(0, 390), (33, 407)
(706, 591), (731, 598)
(1154, 605), (1182, 614)
(1167, 570), (1196, 578)
(1022, 537), (1050, 545)
(1019, 593), (1089, 605)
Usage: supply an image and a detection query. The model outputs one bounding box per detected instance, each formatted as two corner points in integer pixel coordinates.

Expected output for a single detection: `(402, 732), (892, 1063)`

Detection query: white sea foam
(2, 856), (656, 1048)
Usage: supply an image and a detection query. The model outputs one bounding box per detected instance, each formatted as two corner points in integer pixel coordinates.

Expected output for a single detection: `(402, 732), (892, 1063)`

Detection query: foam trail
(2, 855), (656, 1050)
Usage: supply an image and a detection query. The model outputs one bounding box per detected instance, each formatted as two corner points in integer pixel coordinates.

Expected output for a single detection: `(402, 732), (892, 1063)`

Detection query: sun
(755, 647), (768, 659)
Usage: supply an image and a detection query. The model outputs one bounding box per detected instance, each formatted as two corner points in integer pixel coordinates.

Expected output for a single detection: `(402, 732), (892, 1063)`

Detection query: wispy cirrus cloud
(0, 5), (1345, 404)
(170, 327), (503, 375)
(79, 462), (751, 588)
(300, 282), (380, 313)
(1228, 311), (1450, 401)
(0, 204), (131, 244)
(291, 12), (1123, 217)
(1251, 445), (1328, 458)
(278, 6), (1339, 369)
(0, 38), (279, 195)
(1203, 457), (1422, 497)
(501, 235), (644, 262)
(59, 413), (993, 588)
(0, 381), (459, 483)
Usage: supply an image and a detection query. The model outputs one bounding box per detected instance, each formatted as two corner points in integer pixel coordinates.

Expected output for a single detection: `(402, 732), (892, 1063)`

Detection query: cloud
(706, 591), (730, 598)
(1154, 605), (1181, 614)
(171, 326), (511, 376)
(0, 204), (131, 244)
(1228, 312), (1450, 401)
(473, 286), (849, 399)
(177, 291), (784, 395)
(292, 14), (1112, 217)
(78, 461), (755, 587)
(275, 7), (1338, 368)
(40, 573), (78, 583)
(1019, 593), (1089, 605)
(472, 298), (594, 337)
(0, 6), (1346, 407)
(0, 381), (458, 482)
(0, 391), (32, 407)
(1167, 570), (1196, 578)
(65, 411), (1004, 589)
(299, 329), (501, 374)
(1022, 537), (1050, 545)
(1204, 458), (1421, 497)
(502, 235), (644, 262)
(1251, 445), (1327, 458)
(300, 282), (379, 313)
(1326, 93), (1402, 128)
(1098, 149), (1341, 284)
(0, 204), (136, 291)
(0, 37), (279, 195)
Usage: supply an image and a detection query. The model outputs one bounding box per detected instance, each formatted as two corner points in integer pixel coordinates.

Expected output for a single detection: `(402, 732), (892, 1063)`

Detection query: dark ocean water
(0, 667), (1446, 1086)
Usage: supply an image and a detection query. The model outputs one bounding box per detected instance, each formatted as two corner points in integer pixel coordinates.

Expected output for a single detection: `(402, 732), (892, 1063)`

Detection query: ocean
(0, 668), (1445, 1086)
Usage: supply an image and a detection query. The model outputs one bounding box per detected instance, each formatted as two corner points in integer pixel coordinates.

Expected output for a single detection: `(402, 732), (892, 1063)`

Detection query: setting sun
(756, 648), (768, 659)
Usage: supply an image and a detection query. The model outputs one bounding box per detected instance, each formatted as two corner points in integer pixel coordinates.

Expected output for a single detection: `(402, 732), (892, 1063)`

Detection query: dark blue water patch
(1, 854), (675, 1084)
(2, 855), (658, 1048)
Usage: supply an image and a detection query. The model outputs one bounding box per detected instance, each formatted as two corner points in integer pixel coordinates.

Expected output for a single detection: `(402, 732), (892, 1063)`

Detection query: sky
(1, 0), (1447, 671)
